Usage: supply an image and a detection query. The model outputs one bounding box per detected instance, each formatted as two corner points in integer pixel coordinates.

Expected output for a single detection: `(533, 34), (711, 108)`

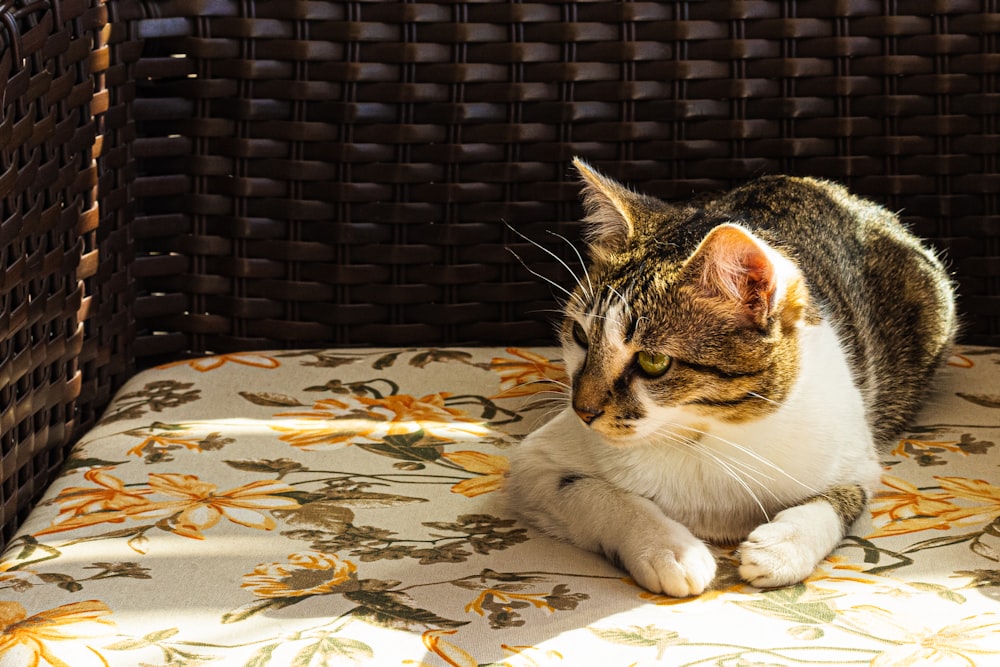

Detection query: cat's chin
(590, 416), (710, 449)
(588, 425), (653, 448)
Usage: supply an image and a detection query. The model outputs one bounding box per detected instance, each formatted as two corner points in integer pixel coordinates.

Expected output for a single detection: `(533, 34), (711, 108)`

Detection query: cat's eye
(637, 351), (671, 378)
(571, 322), (588, 348)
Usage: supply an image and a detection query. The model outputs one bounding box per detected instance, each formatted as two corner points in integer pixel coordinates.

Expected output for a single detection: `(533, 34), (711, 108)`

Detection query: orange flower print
(406, 630), (563, 667)
(270, 396), (364, 449)
(465, 588), (557, 616)
(891, 437), (964, 459)
(637, 580), (744, 606)
(842, 607), (1000, 666)
(273, 393), (488, 451)
(157, 352), (281, 372)
(806, 555), (872, 587)
(869, 474), (1000, 539)
(935, 476), (1000, 526)
(366, 394), (486, 437)
(36, 468), (155, 535)
(35, 472), (299, 540)
(126, 433), (203, 458)
(871, 475), (956, 522)
(498, 644), (564, 666)
(442, 451), (509, 497)
(242, 552), (358, 599)
(490, 348), (568, 399)
(138, 474), (301, 539)
(0, 599), (114, 667)
(411, 628), (477, 667)
(947, 353), (974, 368)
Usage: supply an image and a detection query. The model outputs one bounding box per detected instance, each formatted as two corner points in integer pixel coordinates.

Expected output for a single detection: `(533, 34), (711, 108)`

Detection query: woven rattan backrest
(130, 1), (1000, 362)
(1, 0), (999, 548)
(0, 0), (139, 546)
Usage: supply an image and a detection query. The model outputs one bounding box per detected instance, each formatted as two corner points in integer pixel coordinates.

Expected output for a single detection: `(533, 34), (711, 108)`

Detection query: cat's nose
(573, 407), (604, 425)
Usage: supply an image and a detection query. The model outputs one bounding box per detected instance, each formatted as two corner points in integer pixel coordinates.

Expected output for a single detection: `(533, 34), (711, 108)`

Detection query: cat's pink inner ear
(696, 225), (779, 323)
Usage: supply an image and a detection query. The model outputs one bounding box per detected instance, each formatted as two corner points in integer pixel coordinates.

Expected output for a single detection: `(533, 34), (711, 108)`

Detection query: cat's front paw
(738, 521), (823, 588)
(622, 534), (717, 597)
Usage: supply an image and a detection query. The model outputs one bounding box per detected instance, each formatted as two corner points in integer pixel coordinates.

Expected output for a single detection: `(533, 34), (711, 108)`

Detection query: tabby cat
(506, 158), (957, 596)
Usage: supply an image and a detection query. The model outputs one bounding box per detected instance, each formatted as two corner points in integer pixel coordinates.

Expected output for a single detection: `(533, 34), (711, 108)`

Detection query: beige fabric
(2, 346), (999, 666)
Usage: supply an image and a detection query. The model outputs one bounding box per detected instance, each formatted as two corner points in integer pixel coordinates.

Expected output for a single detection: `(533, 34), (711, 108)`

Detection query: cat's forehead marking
(587, 296), (633, 355)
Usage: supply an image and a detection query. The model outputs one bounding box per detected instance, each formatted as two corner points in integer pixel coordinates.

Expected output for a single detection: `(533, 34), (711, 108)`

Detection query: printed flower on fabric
(243, 552), (358, 599)
(0, 600), (114, 667)
(843, 606), (1000, 666)
(442, 451), (509, 497)
(271, 393), (489, 451)
(869, 474), (1000, 538)
(37, 468), (156, 534)
(805, 555), (883, 588)
(136, 474), (301, 539)
(489, 348), (568, 399)
(157, 352), (281, 372)
(407, 629), (564, 667)
(0, 560), (34, 592)
(36, 471), (300, 541)
(636, 579), (745, 606)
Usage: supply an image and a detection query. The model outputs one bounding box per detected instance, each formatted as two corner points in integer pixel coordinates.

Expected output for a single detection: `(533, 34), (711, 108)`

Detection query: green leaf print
(222, 597), (302, 624)
(291, 634), (374, 667)
(344, 589), (467, 629)
(355, 430), (446, 462)
(956, 393), (1000, 409)
(734, 584), (836, 624)
(239, 391), (306, 407)
(590, 624), (683, 648)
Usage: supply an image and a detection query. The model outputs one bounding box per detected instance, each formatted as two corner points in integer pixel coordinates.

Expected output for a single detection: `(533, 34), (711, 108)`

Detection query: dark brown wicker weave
(1, 0), (998, 547)
(0, 0), (141, 548)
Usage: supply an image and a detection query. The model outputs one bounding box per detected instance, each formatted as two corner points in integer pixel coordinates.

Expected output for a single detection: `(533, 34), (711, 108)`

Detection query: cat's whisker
(676, 424), (822, 497)
(513, 380), (571, 395)
(527, 402), (572, 425)
(519, 394), (571, 409)
(525, 405), (570, 422)
(546, 230), (595, 300)
(655, 426), (782, 489)
(514, 380), (571, 395)
(506, 247), (583, 305)
(655, 430), (774, 521)
(575, 310), (616, 326)
(697, 451), (772, 522)
(505, 223), (592, 304)
(747, 391), (784, 407)
(526, 309), (572, 319)
(528, 395), (571, 408)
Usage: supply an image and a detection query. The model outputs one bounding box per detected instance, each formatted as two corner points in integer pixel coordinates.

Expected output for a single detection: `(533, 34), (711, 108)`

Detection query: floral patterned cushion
(2, 346), (1000, 666)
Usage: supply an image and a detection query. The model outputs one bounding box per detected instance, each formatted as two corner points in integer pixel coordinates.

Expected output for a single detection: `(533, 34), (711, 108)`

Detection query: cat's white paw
(738, 501), (845, 588)
(738, 521), (824, 588)
(622, 534), (717, 597)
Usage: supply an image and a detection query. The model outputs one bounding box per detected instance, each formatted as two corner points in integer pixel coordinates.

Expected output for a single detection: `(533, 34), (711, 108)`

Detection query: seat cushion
(2, 346), (1000, 665)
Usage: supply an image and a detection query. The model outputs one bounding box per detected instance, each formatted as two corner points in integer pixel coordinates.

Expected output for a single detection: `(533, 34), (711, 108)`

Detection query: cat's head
(561, 158), (811, 444)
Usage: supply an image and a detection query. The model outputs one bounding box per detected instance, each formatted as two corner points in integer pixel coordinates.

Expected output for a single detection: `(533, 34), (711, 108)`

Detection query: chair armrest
(0, 0), (142, 546)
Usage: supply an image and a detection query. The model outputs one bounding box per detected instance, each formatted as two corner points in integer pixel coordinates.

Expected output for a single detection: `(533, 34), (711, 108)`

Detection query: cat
(505, 158), (957, 597)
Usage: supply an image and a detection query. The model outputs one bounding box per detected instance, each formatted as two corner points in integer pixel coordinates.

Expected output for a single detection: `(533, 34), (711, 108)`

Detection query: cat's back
(707, 175), (957, 448)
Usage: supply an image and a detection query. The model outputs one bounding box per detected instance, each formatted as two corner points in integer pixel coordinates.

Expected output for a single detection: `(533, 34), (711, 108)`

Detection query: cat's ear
(573, 157), (659, 257)
(684, 224), (799, 328)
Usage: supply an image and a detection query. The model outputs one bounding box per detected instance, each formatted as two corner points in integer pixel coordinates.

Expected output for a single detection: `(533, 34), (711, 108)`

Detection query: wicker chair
(2, 2), (999, 664)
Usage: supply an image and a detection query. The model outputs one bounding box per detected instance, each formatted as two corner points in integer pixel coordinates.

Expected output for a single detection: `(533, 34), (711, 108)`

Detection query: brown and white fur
(505, 158), (957, 596)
